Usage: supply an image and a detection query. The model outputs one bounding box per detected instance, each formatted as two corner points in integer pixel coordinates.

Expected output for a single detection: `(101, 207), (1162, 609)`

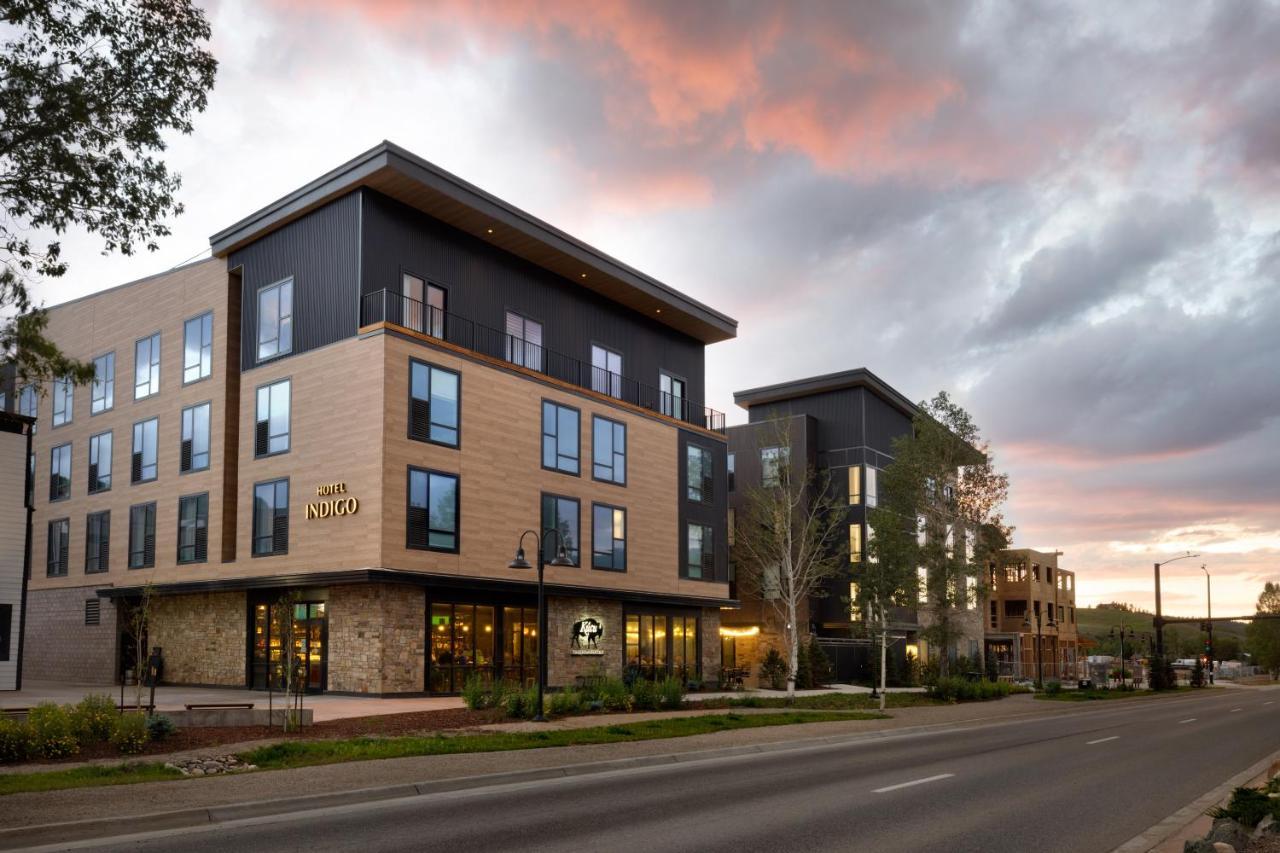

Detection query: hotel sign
(306, 482), (360, 520)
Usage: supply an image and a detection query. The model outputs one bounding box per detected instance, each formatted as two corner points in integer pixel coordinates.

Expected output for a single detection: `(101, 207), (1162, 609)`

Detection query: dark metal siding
(677, 428), (728, 584)
(360, 191), (706, 405)
(745, 386), (913, 460)
(231, 192), (362, 370)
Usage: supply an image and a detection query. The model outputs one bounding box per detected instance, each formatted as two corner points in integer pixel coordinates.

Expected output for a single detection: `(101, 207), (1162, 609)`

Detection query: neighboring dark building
(0, 411), (35, 690)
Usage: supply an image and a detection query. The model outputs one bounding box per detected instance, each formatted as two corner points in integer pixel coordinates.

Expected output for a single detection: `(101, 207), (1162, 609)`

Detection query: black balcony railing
(362, 289), (726, 433)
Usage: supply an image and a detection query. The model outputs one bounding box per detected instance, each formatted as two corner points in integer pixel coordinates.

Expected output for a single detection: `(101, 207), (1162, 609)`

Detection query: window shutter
(702, 469), (714, 505)
(255, 420), (269, 456)
(195, 523), (207, 562)
(702, 529), (714, 575)
(180, 439), (193, 472)
(48, 476), (57, 501)
(271, 509), (288, 554)
(88, 463), (98, 492)
(99, 529), (110, 572)
(131, 452), (142, 483)
(144, 525), (155, 567)
(59, 542), (68, 575)
(409, 398), (431, 441)
(408, 506), (428, 549)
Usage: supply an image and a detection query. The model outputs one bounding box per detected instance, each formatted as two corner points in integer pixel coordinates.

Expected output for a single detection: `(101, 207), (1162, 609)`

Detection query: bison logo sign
(570, 617), (604, 655)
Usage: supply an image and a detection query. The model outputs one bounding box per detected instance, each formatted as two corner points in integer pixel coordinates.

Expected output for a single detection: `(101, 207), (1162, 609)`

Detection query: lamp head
(549, 544), (573, 567)
(508, 547), (532, 570)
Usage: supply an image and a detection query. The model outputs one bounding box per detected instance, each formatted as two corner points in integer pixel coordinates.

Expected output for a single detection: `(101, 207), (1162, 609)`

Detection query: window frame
(51, 375), (73, 427)
(408, 358), (461, 449)
(659, 370), (686, 419)
(254, 378), (292, 458)
(685, 522), (714, 580)
(131, 417), (159, 484)
(540, 492), (581, 566)
(406, 466), (461, 554)
(251, 478), (290, 558)
(760, 446), (789, 488)
(128, 502), (157, 569)
(400, 270), (447, 338)
(591, 415), (626, 485)
(504, 309), (543, 371)
(182, 311), (214, 385)
(686, 444), (714, 505)
(727, 453), (735, 492)
(133, 331), (161, 400)
(256, 277), (294, 363)
(177, 492), (210, 564)
(180, 401), (212, 474)
(85, 510), (111, 574)
(591, 502), (626, 572)
(49, 442), (72, 502)
(88, 430), (112, 494)
(590, 343), (623, 399)
(540, 399), (581, 476)
(90, 351), (115, 415)
(46, 517), (70, 577)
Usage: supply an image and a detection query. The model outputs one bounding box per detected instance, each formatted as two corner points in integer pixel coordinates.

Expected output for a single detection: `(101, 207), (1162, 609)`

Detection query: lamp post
(1109, 624), (1134, 688)
(1201, 565), (1213, 684)
(508, 528), (573, 722)
(1153, 552), (1200, 660)
(1023, 607), (1056, 689)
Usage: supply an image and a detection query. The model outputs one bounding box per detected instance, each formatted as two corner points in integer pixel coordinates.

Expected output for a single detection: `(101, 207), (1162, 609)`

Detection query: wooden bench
(184, 702), (255, 711)
(116, 704), (155, 713)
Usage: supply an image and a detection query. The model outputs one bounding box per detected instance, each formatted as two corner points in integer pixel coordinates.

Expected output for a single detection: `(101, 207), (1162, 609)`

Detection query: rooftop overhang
(209, 141), (737, 345)
(733, 367), (918, 418)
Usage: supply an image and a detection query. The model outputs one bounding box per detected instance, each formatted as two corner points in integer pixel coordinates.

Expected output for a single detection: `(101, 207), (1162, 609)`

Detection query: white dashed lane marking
(873, 774), (955, 794)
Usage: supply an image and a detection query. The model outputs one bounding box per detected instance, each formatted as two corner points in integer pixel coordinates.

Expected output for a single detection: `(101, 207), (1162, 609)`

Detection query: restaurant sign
(306, 482), (360, 520)
(570, 616), (604, 655)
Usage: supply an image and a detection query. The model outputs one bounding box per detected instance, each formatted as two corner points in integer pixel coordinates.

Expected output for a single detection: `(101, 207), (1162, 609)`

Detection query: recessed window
(866, 467), (879, 508)
(659, 372), (685, 418)
(592, 504), (626, 572)
(91, 353), (115, 414)
(134, 332), (161, 399)
(541, 494), (580, 565)
(51, 376), (73, 426)
(727, 453), (735, 492)
(848, 466), (862, 505)
(85, 511), (110, 574)
(591, 345), (622, 399)
(409, 361), (459, 447)
(687, 445), (713, 504)
(128, 502), (156, 569)
(50, 442), (72, 501)
(255, 379), (290, 457)
(541, 401), (579, 475)
(760, 446), (789, 488)
(46, 518), (69, 577)
(402, 273), (446, 338)
(178, 493), (209, 563)
(181, 402), (211, 472)
(592, 416), (625, 485)
(18, 385), (37, 423)
(131, 418), (158, 483)
(183, 312), (213, 383)
(849, 524), (862, 563)
(88, 431), (112, 494)
(252, 479), (289, 557)
(504, 311), (542, 371)
(686, 523), (714, 580)
(407, 468), (459, 552)
(257, 278), (294, 361)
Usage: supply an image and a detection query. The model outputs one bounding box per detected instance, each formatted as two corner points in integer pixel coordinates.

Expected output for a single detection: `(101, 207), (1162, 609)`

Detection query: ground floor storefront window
(625, 611), (699, 681)
(250, 599), (327, 693)
(428, 601), (538, 693)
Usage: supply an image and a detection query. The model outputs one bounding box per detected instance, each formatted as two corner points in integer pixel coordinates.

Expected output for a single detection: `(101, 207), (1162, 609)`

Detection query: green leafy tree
(1246, 582), (1280, 680)
(0, 0), (217, 390)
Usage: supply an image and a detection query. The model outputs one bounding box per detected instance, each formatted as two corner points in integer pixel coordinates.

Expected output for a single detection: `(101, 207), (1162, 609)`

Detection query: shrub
(1043, 680), (1063, 696)
(759, 648), (789, 691)
(630, 678), (661, 711)
(0, 719), (34, 763)
(111, 713), (149, 755)
(795, 642), (813, 690)
(599, 678), (632, 712)
(928, 677), (1013, 703)
(808, 638), (833, 687)
(27, 703), (79, 759)
(548, 690), (583, 717)
(70, 694), (120, 744)
(146, 714), (176, 742)
(502, 686), (544, 719)
(658, 676), (685, 709)
(461, 674), (489, 710)
(1209, 785), (1279, 827)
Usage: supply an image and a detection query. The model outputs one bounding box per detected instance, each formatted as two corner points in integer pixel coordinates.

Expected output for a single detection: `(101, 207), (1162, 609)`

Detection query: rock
(189, 767), (205, 776)
(1257, 815), (1280, 837)
(1211, 842), (1235, 853)
(1184, 840), (1216, 853)
(1207, 818), (1250, 852)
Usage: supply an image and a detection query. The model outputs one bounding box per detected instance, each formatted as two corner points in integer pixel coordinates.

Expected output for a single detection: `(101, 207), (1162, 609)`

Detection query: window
(49, 442), (71, 501)
(626, 613), (699, 681)
(183, 312), (213, 383)
(0, 392), (5, 411)
(85, 511), (110, 574)
(181, 402), (211, 472)
(541, 401), (579, 475)
(84, 600), (100, 626)
(18, 385), (37, 422)
(850, 582), (862, 621)
(591, 344), (622, 398)
(131, 418), (158, 483)
(91, 352), (115, 414)
(428, 603), (497, 693)
(409, 361), (460, 447)
(257, 278), (293, 361)
(47, 518), (69, 576)
(541, 494), (580, 565)
(505, 311), (542, 371)
(592, 504), (626, 571)
(686, 445), (713, 504)
(128, 503), (156, 569)
(865, 466), (879, 508)
(255, 379), (290, 457)
(88, 431), (112, 494)
(592, 416), (626, 484)
(727, 453), (735, 491)
(134, 332), (161, 399)
(51, 376), (73, 426)
(917, 567), (929, 604)
(849, 524), (862, 563)
(251, 480), (288, 557)
(178, 493), (210, 563)
(660, 372), (685, 418)
(0, 604), (11, 660)
(402, 273), (446, 338)
(848, 466), (862, 505)
(686, 523), (713, 579)
(760, 446), (788, 487)
(408, 468), (459, 552)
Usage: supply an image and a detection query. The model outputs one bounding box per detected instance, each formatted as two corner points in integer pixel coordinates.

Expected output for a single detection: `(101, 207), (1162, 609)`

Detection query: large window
(402, 273), (446, 338)
(687, 445), (713, 504)
(592, 504), (626, 571)
(51, 376), (73, 426)
(252, 480), (289, 557)
(46, 518), (69, 577)
(541, 494), (580, 565)
(255, 379), (290, 457)
(183, 312), (213, 383)
(760, 446), (789, 487)
(85, 511), (110, 574)
(131, 418), (158, 483)
(91, 352), (115, 414)
(541, 401), (579, 475)
(134, 332), (161, 399)
(504, 311), (542, 371)
(849, 524), (862, 563)
(591, 344), (622, 398)
(178, 493), (209, 564)
(686, 523), (713, 579)
(257, 278), (293, 361)
(181, 402), (211, 473)
(428, 603), (495, 693)
(591, 416), (625, 484)
(626, 613), (699, 681)
(409, 361), (459, 447)
(848, 466), (862, 505)
(128, 502), (156, 569)
(408, 468), (459, 552)
(49, 442), (71, 501)
(88, 431), (112, 494)
(659, 372), (685, 418)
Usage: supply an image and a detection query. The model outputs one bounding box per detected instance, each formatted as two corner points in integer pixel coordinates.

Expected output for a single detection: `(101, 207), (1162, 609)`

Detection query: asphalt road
(42, 688), (1280, 853)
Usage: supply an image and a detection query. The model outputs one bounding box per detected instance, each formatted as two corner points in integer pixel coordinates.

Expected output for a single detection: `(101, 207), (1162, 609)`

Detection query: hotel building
(1, 142), (736, 695)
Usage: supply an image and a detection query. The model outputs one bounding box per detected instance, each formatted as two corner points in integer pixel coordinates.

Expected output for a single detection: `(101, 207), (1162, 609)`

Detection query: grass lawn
(0, 762), (183, 797)
(1035, 686), (1206, 702)
(694, 692), (945, 711)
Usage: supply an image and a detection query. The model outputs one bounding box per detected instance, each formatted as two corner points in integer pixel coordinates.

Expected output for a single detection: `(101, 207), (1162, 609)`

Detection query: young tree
(0, 0), (217, 389)
(734, 422), (848, 697)
(1246, 582), (1280, 680)
(123, 582), (155, 710)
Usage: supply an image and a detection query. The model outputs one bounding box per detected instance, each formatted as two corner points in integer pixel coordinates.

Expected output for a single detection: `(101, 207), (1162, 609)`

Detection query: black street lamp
(1152, 552), (1200, 659)
(1201, 565), (1213, 684)
(509, 528), (573, 722)
(1023, 607), (1056, 689)
(1109, 624), (1135, 688)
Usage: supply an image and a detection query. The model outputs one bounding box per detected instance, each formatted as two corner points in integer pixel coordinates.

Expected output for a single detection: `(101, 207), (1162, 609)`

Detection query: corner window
(659, 372), (685, 418)
(592, 504), (626, 571)
(407, 468), (459, 552)
(131, 418), (158, 483)
(134, 332), (161, 399)
(128, 502), (156, 569)
(255, 379), (290, 457)
(51, 376), (73, 426)
(46, 518), (69, 577)
(91, 352), (115, 413)
(178, 493), (210, 563)
(541, 401), (579, 475)
(409, 361), (459, 447)
(88, 431), (112, 494)
(49, 442), (71, 501)
(866, 467), (879, 508)
(687, 445), (713, 504)
(252, 480), (289, 557)
(505, 311), (542, 371)
(402, 273), (446, 338)
(85, 511), (110, 574)
(592, 416), (626, 484)
(257, 278), (294, 361)
(686, 523), (713, 579)
(183, 312), (213, 383)
(760, 446), (789, 488)
(181, 402), (211, 472)
(541, 494), (580, 565)
(591, 344), (622, 398)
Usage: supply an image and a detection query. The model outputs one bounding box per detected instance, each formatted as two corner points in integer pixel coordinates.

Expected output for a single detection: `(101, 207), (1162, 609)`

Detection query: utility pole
(1153, 553), (1200, 660)
(1202, 565), (1212, 684)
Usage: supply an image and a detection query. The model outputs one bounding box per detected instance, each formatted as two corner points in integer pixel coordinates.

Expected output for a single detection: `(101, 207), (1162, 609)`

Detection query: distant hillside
(1074, 606), (1250, 658)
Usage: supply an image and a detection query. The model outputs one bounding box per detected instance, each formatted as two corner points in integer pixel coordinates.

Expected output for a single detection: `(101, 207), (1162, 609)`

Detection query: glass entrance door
(251, 600), (327, 692)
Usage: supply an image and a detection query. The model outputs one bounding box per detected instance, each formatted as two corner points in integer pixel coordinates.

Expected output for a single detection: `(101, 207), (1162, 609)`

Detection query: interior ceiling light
(580, 272), (588, 278)
(486, 227), (494, 234)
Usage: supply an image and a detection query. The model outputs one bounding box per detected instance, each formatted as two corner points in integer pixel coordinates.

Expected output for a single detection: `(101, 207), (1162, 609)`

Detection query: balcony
(361, 289), (727, 433)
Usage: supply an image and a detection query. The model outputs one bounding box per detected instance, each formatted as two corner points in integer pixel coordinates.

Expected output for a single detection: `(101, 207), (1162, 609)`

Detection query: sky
(28, 1), (1280, 618)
